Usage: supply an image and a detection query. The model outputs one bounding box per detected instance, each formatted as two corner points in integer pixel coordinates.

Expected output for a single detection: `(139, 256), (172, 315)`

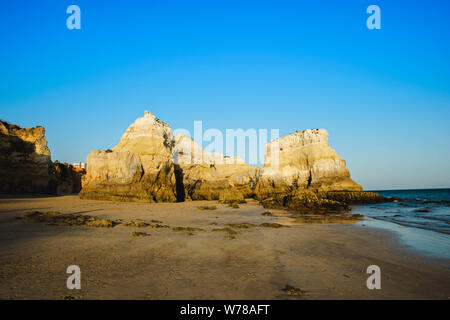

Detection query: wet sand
(0, 194), (449, 299)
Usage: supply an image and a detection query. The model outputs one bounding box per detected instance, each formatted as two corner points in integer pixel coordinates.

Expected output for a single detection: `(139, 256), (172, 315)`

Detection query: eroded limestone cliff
(257, 129), (362, 196)
(53, 162), (86, 194)
(0, 120), (55, 193)
(79, 111), (385, 210)
(80, 111), (177, 202)
(254, 129), (384, 211)
(0, 120), (84, 195)
(173, 134), (259, 201)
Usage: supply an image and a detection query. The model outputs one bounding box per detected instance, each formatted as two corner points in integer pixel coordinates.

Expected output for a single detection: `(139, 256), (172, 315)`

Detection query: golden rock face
(0, 120), (54, 193)
(257, 129), (362, 196)
(80, 111), (380, 209)
(80, 112), (177, 202)
(0, 120), (86, 195)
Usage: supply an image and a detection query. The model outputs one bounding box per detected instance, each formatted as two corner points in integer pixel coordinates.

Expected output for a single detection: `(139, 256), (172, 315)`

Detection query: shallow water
(355, 218), (450, 259)
(353, 188), (450, 259)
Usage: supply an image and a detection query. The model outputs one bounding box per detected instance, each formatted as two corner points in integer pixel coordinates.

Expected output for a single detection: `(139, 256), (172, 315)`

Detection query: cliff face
(80, 111), (384, 209)
(173, 134), (259, 201)
(0, 120), (55, 194)
(80, 111), (177, 202)
(0, 120), (85, 195)
(53, 162), (86, 195)
(256, 129), (362, 199)
(79, 113), (259, 202)
(254, 129), (385, 211)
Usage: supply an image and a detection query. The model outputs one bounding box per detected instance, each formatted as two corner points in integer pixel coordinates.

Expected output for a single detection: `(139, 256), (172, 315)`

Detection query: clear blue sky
(1, 0), (449, 190)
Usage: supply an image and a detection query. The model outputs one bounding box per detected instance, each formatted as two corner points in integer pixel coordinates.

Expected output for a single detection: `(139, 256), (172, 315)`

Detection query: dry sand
(0, 194), (449, 299)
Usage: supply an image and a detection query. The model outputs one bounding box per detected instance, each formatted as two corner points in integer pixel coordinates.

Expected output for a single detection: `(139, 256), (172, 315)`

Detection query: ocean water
(352, 189), (450, 259)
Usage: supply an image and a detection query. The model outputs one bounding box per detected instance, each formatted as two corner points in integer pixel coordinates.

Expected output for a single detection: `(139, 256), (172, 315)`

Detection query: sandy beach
(0, 194), (448, 300)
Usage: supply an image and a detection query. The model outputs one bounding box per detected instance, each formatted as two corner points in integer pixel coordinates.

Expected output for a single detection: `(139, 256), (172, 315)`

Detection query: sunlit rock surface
(173, 134), (258, 200)
(0, 120), (85, 195)
(255, 129), (385, 211)
(80, 111), (385, 209)
(80, 111), (177, 202)
(0, 120), (55, 193)
(256, 129), (362, 198)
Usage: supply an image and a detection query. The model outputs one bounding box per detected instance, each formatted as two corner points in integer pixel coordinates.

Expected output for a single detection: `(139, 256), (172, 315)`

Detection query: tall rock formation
(0, 120), (84, 195)
(79, 111), (177, 202)
(256, 129), (384, 211)
(53, 162), (86, 194)
(80, 111), (385, 210)
(0, 120), (55, 194)
(173, 134), (259, 201)
(256, 129), (362, 198)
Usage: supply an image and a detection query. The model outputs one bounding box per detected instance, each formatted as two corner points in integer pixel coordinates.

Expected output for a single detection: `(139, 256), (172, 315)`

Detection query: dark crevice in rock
(174, 164), (186, 202)
(306, 171), (312, 188)
(305, 157), (312, 189)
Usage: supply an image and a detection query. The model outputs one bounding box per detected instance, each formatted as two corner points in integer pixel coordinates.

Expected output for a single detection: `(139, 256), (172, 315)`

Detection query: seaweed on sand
(281, 285), (304, 295)
(227, 223), (257, 229)
(259, 222), (285, 228)
(124, 220), (170, 228)
(172, 226), (205, 232)
(24, 211), (113, 228)
(197, 205), (217, 210)
(210, 227), (239, 235)
(131, 232), (151, 237)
